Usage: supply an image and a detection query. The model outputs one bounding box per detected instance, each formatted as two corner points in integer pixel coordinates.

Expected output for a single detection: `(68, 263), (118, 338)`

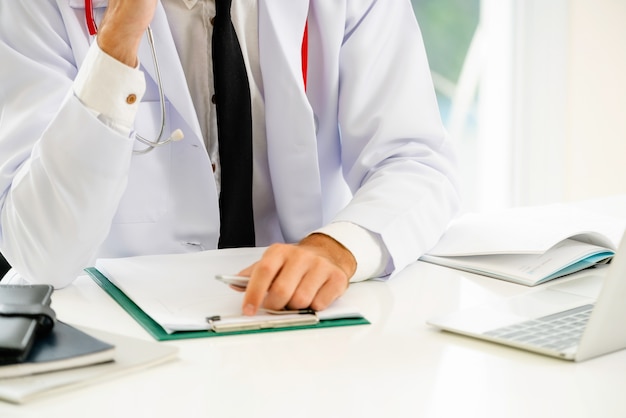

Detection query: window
(411, 0), (482, 211)
(413, 1), (573, 212)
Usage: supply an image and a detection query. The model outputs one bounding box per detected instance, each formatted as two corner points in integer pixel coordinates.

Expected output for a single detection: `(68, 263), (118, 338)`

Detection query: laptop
(427, 230), (626, 362)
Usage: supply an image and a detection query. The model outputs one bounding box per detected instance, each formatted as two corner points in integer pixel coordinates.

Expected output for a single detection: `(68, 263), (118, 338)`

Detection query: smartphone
(215, 274), (249, 289)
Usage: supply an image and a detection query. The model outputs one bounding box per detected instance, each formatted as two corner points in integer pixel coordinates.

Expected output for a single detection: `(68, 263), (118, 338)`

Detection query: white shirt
(73, 0), (389, 281)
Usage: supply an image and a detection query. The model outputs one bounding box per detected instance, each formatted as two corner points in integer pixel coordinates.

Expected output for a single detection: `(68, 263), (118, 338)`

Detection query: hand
(97, 0), (158, 67)
(238, 234), (357, 315)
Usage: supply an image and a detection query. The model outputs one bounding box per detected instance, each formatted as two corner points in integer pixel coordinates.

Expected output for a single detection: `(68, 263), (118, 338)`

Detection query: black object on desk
(0, 284), (56, 364)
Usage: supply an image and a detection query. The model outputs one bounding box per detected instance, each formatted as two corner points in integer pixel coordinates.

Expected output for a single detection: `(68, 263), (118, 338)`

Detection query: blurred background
(411, 0), (626, 213)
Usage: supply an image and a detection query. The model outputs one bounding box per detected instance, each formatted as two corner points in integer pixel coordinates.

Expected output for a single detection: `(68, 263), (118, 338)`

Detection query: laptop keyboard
(484, 304), (594, 352)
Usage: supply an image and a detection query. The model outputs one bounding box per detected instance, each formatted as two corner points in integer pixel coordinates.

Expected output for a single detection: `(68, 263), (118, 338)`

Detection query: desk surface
(3, 196), (626, 418)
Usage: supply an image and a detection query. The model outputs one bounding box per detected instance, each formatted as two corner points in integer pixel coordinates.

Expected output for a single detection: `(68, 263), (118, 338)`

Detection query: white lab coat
(0, 0), (460, 287)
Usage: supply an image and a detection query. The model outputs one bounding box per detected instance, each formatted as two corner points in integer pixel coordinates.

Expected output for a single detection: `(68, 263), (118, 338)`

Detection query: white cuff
(314, 222), (390, 282)
(73, 40), (146, 132)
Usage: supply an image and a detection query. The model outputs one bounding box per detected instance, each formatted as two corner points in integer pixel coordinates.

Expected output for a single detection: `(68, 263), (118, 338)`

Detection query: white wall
(481, 0), (626, 209)
(565, 0), (626, 201)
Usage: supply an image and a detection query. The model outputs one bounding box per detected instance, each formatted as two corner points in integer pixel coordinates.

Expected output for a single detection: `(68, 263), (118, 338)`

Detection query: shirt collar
(181, 0), (198, 9)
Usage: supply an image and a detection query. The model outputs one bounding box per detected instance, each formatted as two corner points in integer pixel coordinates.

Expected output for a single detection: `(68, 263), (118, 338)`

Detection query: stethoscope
(84, 0), (184, 154)
(84, 1), (310, 153)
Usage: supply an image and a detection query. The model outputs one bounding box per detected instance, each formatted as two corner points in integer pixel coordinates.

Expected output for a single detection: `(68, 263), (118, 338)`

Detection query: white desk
(2, 196), (626, 417)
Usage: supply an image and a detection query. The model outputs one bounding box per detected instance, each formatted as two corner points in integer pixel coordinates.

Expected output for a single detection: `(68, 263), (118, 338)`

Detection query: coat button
(211, 94), (216, 104)
(126, 94), (137, 105)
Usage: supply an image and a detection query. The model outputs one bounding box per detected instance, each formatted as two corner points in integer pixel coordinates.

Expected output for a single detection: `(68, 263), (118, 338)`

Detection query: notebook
(427, 230), (626, 362)
(0, 326), (178, 404)
(0, 321), (114, 379)
(420, 204), (623, 286)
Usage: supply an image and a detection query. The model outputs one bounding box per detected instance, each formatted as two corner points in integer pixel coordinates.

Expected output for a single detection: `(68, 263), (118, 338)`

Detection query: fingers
(241, 243), (350, 316)
(307, 269), (351, 311)
(262, 245), (319, 310)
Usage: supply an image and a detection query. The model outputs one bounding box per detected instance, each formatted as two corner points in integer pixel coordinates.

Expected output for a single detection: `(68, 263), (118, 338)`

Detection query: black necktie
(212, 0), (255, 248)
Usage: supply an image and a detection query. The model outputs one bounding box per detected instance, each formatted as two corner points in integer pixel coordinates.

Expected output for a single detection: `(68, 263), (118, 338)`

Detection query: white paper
(95, 248), (362, 333)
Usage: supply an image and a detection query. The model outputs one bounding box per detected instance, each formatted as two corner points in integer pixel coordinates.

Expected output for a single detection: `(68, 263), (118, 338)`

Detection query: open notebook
(428, 229), (626, 362)
(421, 204), (624, 286)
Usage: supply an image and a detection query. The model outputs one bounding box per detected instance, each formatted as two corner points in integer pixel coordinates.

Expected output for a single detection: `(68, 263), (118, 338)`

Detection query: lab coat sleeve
(314, 221), (390, 282)
(74, 40), (146, 134)
(0, 2), (138, 287)
(333, 1), (461, 273)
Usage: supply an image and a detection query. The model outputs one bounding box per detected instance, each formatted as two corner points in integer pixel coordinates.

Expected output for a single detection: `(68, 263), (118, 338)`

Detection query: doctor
(0, 0), (459, 315)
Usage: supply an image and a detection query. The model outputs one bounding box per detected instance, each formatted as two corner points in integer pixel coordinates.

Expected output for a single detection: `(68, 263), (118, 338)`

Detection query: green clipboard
(85, 267), (369, 341)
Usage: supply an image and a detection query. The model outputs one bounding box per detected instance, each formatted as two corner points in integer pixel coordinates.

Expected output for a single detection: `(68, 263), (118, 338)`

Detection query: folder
(84, 248), (369, 341)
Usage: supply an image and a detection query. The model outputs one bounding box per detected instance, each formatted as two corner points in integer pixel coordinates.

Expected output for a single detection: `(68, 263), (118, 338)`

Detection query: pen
(260, 308), (317, 316)
(215, 274), (249, 289)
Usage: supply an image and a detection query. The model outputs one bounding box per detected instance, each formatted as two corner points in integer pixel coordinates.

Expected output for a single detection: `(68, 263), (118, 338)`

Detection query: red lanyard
(84, 1), (307, 89)
(301, 22), (308, 90)
(85, 0), (98, 35)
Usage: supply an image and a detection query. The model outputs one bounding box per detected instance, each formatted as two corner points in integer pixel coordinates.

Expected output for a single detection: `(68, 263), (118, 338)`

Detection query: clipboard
(85, 266), (369, 342)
